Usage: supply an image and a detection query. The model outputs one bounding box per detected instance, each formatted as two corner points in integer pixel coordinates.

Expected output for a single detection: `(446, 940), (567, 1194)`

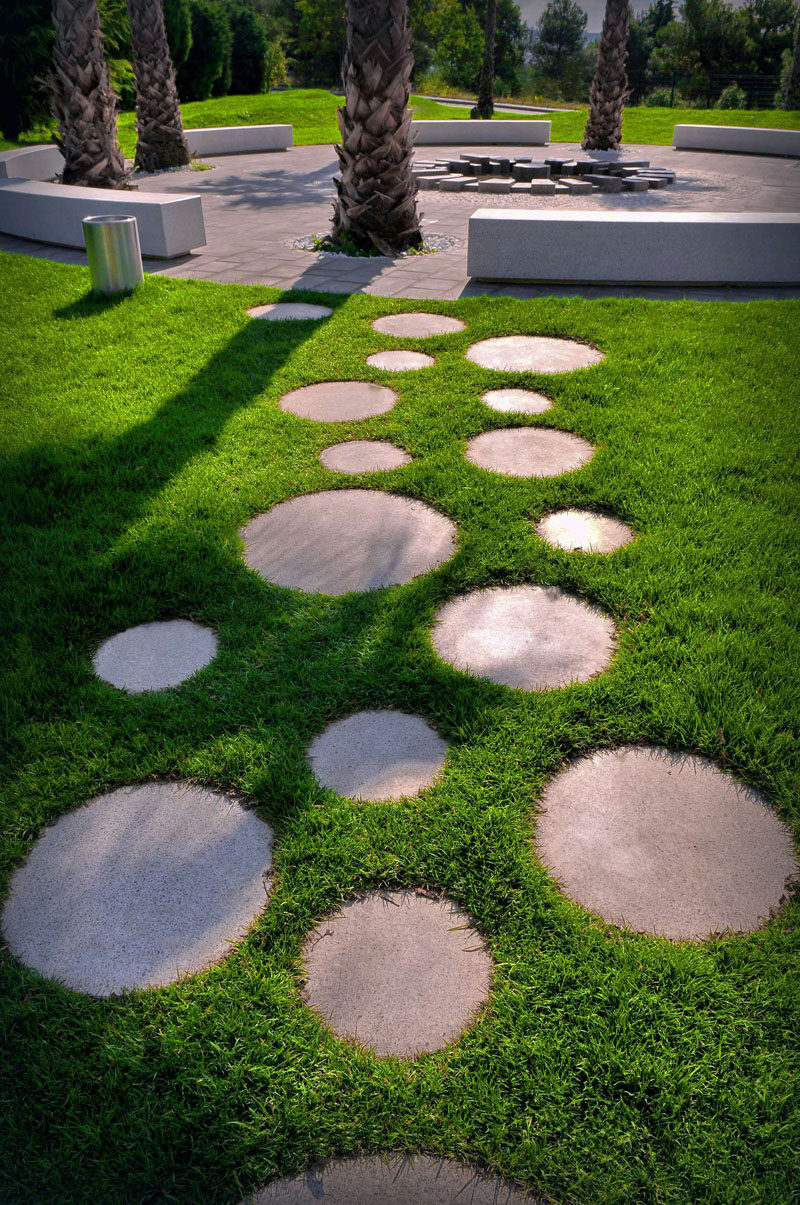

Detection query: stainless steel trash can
(82, 214), (144, 294)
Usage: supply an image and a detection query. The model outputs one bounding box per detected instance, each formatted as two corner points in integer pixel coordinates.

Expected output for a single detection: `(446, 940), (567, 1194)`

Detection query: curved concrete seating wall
(0, 144), (65, 181)
(412, 119), (550, 145)
(184, 124), (292, 155)
(673, 124), (800, 157)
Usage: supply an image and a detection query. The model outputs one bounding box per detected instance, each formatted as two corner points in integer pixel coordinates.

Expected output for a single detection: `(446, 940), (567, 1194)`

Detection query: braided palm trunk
(50, 0), (127, 187)
(127, 0), (191, 172)
(582, 0), (629, 151)
(472, 0), (497, 119)
(332, 0), (422, 256)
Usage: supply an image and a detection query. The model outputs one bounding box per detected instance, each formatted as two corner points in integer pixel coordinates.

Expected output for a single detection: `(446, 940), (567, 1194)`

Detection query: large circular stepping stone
(93, 619), (217, 693)
(246, 1155), (538, 1203)
(466, 335), (604, 373)
(481, 388), (552, 415)
(535, 747), (797, 940)
(1, 781), (274, 995)
(366, 350), (434, 371)
(247, 303), (332, 321)
(241, 490), (456, 595)
(301, 890), (492, 1056)
(279, 382), (397, 422)
(319, 440), (411, 474)
(371, 313), (465, 338)
(536, 509), (635, 553)
(466, 428), (594, 478)
(433, 585), (616, 691)
(308, 710), (447, 801)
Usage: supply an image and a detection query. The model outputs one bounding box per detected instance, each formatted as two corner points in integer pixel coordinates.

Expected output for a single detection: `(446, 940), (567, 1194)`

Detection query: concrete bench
(0, 178), (206, 258)
(184, 124), (292, 155)
(0, 144), (65, 181)
(412, 119), (550, 146)
(467, 209), (800, 285)
(673, 124), (800, 158)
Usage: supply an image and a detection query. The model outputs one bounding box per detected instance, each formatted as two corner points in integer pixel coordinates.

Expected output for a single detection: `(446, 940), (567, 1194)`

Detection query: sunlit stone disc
(466, 335), (604, 373)
(371, 313), (465, 337)
(308, 710), (448, 801)
(247, 303), (332, 321)
(481, 389), (553, 415)
(319, 440), (411, 473)
(536, 509), (635, 553)
(465, 428), (595, 477)
(367, 351), (435, 371)
(279, 381), (397, 422)
(93, 619), (217, 693)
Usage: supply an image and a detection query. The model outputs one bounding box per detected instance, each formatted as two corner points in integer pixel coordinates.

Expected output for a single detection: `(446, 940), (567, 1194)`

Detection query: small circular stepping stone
(536, 509), (635, 553)
(279, 382), (397, 422)
(466, 428), (595, 478)
(535, 747), (798, 940)
(319, 440), (411, 474)
(466, 335), (604, 373)
(432, 585), (616, 691)
(308, 710), (447, 801)
(247, 303), (332, 321)
(481, 388), (552, 415)
(301, 890), (492, 1056)
(241, 489), (456, 595)
(366, 350), (434, 371)
(93, 619), (217, 693)
(371, 313), (465, 338)
(1, 781), (274, 995)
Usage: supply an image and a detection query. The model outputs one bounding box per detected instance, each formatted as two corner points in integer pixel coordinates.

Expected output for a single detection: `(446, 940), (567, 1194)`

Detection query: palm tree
(472, 0), (497, 120)
(126, 0), (191, 172)
(50, 0), (127, 186)
(332, 0), (422, 256)
(582, 0), (630, 151)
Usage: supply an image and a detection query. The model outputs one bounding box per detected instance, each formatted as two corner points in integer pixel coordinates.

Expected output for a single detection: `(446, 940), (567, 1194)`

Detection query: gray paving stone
(319, 440), (411, 473)
(279, 381), (397, 422)
(466, 427), (595, 478)
(561, 177), (593, 194)
(622, 178), (650, 192)
(308, 710), (448, 800)
(478, 178), (513, 193)
(481, 388), (553, 414)
(536, 509), (635, 552)
(466, 334), (605, 373)
(439, 176), (470, 191)
(246, 302), (332, 321)
(583, 175), (624, 192)
(531, 180), (556, 194)
(372, 312), (465, 338)
(93, 619), (217, 693)
(367, 350), (435, 370)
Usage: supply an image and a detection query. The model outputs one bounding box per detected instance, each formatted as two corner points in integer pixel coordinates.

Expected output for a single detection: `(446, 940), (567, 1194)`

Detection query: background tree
(528, 0), (590, 95)
(472, 0), (497, 116)
(176, 0), (232, 99)
(583, 0), (630, 148)
(126, 0), (190, 170)
(229, 4), (269, 92)
(163, 0), (193, 69)
(0, 0), (53, 140)
(777, 12), (800, 104)
(293, 0), (345, 85)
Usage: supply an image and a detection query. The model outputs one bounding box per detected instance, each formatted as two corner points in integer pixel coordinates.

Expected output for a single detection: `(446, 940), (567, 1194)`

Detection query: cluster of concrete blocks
(414, 153), (677, 195)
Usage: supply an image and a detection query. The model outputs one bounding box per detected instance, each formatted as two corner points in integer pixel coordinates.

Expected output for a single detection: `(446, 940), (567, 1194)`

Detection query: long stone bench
(467, 209), (800, 285)
(0, 144), (64, 181)
(412, 119), (550, 146)
(0, 178), (206, 258)
(673, 124), (800, 158)
(183, 124), (292, 155)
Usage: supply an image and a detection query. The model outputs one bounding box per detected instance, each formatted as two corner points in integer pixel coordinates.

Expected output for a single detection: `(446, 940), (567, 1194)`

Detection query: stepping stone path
(280, 381), (397, 421)
(481, 388), (552, 414)
(372, 313), (465, 337)
(535, 747), (797, 939)
(240, 490), (456, 595)
(466, 428), (595, 478)
(301, 890), (492, 1056)
(537, 509), (635, 553)
(467, 335), (604, 373)
(1, 781), (274, 995)
(247, 303), (332, 321)
(433, 585), (616, 691)
(367, 350), (434, 371)
(308, 710), (447, 801)
(319, 440), (411, 473)
(93, 619), (217, 693)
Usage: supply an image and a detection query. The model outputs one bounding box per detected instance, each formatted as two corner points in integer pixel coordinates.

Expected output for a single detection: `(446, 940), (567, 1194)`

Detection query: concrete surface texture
(184, 124), (292, 155)
(301, 890), (493, 1056)
(536, 509), (635, 552)
(465, 427), (595, 478)
(279, 381), (397, 421)
(372, 312), (466, 337)
(411, 119), (550, 145)
(432, 584), (617, 691)
(319, 439), (411, 473)
(92, 619), (218, 693)
(673, 123), (800, 156)
(0, 143), (64, 180)
(466, 335), (604, 372)
(247, 302), (332, 320)
(535, 746), (798, 939)
(366, 350), (435, 370)
(481, 388), (553, 414)
(307, 710), (448, 801)
(240, 490), (456, 594)
(1, 781), (275, 995)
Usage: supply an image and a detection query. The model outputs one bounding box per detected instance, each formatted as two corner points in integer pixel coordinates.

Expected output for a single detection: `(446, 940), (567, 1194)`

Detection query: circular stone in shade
(466, 428), (594, 478)
(319, 440), (411, 474)
(466, 335), (604, 373)
(535, 747), (798, 940)
(433, 585), (616, 691)
(536, 509), (635, 553)
(247, 303), (332, 321)
(279, 381), (397, 422)
(371, 313), (465, 338)
(301, 891), (492, 1056)
(481, 388), (553, 415)
(366, 350), (434, 371)
(308, 710), (448, 801)
(241, 490), (456, 595)
(93, 619), (217, 693)
(1, 781), (274, 995)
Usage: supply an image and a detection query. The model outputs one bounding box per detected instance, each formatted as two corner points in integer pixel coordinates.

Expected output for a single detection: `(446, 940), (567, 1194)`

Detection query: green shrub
(230, 6), (269, 95)
(177, 0), (232, 102)
(107, 57), (136, 110)
(715, 83), (747, 109)
(163, 0), (193, 69)
(0, 0), (52, 141)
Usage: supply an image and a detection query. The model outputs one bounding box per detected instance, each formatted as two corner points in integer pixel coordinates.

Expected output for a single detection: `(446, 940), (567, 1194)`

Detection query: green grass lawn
(2, 252), (799, 1204)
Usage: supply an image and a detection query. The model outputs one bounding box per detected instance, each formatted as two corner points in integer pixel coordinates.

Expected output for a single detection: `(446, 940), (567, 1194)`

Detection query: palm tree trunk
(50, 0), (127, 187)
(126, 0), (191, 172)
(332, 0), (422, 256)
(582, 0), (629, 151)
(472, 0), (497, 119)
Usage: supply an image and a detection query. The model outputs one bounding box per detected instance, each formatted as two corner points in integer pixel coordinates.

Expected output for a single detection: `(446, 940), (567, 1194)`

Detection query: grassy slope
(1, 253), (799, 1204)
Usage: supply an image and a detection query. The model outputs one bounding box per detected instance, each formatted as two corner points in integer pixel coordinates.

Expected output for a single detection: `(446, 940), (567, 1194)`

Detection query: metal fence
(629, 72), (780, 109)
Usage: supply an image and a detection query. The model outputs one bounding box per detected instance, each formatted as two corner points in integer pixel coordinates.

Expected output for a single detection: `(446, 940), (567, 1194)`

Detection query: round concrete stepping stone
(466, 335), (604, 373)
(279, 382), (397, 422)
(433, 585), (616, 691)
(366, 350), (434, 371)
(246, 1154), (538, 1203)
(247, 302), (332, 321)
(301, 890), (492, 1056)
(93, 619), (217, 693)
(308, 710), (447, 801)
(535, 747), (797, 940)
(371, 313), (465, 338)
(481, 388), (553, 415)
(1, 781), (274, 995)
(536, 509), (635, 553)
(241, 490), (456, 595)
(319, 440), (411, 474)
(465, 428), (594, 478)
